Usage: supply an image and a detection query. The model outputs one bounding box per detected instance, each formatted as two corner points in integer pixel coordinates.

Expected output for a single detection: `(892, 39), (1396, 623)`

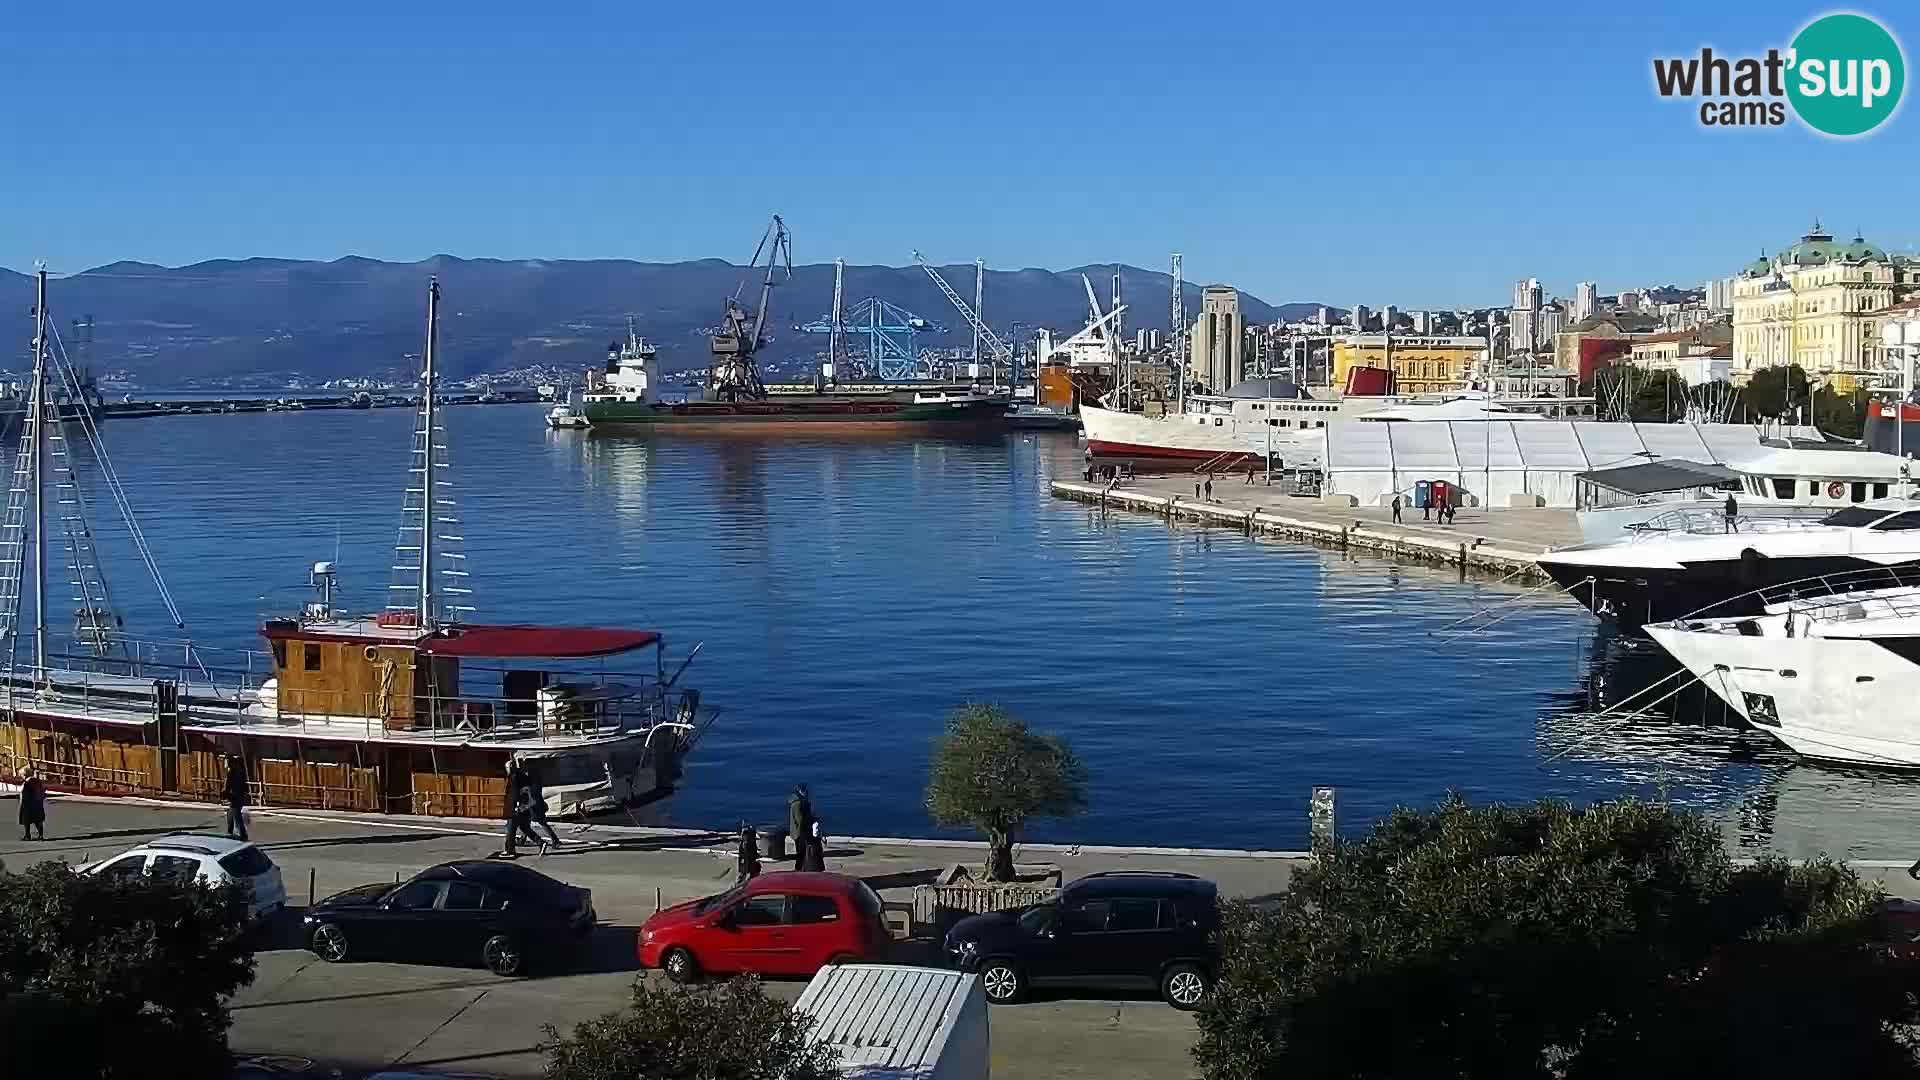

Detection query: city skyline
(5, 2), (1915, 307)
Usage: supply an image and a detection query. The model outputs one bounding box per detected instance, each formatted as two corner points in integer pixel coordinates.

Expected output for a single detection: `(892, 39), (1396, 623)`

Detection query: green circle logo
(1787, 13), (1905, 136)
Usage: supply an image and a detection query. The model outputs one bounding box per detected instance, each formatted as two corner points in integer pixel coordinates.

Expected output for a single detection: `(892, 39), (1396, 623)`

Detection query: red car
(638, 871), (891, 982)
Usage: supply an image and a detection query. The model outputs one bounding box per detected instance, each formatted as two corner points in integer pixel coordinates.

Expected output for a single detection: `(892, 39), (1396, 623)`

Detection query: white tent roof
(1321, 421), (1823, 473)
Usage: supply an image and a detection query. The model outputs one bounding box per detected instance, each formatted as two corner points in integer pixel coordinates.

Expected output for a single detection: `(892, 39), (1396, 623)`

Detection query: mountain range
(0, 257), (1321, 382)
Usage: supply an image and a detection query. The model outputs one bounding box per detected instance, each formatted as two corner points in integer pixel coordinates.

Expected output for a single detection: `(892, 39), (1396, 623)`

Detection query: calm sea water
(61, 405), (1920, 856)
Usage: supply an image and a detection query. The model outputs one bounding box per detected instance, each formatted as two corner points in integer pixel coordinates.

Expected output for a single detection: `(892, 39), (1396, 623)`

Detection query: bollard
(309, 867), (316, 906)
(1310, 786), (1337, 852)
(655, 886), (662, 913)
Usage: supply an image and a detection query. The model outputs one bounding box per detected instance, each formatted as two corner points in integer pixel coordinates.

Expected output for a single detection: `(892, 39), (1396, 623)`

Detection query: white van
(794, 963), (989, 1080)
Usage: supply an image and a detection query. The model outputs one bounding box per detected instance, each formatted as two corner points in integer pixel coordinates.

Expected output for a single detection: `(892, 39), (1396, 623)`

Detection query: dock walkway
(1050, 476), (1585, 580)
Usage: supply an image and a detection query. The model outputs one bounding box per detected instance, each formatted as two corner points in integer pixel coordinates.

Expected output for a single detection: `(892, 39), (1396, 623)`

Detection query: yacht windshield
(1818, 507), (1891, 528)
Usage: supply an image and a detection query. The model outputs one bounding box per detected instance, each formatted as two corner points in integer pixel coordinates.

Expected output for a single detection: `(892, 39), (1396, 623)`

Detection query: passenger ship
(0, 274), (711, 820)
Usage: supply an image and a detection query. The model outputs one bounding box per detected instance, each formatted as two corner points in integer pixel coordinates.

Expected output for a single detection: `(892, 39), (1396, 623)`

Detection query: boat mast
(30, 269), (46, 677)
(419, 278), (439, 629)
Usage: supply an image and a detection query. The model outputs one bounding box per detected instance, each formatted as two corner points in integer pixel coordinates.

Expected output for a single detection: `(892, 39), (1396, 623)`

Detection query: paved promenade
(1, 797), (1302, 1079)
(8, 795), (1917, 1078)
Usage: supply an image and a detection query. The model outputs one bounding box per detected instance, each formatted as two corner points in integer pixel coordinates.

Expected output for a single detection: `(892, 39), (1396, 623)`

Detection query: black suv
(943, 871), (1218, 1009)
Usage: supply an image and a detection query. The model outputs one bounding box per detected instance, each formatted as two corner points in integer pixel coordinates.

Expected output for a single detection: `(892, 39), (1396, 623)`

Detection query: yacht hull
(1646, 626), (1920, 767)
(1538, 550), (1920, 632)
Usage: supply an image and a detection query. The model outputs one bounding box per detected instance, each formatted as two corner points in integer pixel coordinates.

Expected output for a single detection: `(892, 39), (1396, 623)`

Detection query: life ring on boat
(1828, 481), (1845, 498)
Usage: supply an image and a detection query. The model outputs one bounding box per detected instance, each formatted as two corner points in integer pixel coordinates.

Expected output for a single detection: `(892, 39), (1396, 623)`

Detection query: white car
(81, 833), (288, 921)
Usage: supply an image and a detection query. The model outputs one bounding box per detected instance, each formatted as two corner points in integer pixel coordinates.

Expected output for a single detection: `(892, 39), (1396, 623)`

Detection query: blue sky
(3, 1), (1914, 308)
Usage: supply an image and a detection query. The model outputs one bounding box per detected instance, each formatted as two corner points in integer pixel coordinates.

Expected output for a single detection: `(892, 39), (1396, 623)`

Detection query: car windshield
(695, 882), (748, 915)
(1017, 904), (1058, 934)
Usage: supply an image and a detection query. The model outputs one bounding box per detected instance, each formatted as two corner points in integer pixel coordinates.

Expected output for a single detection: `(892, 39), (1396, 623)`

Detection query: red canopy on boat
(418, 624), (660, 659)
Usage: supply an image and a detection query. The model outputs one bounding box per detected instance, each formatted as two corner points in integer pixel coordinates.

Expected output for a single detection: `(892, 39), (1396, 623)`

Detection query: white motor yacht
(1538, 499), (1920, 632)
(1646, 573), (1920, 767)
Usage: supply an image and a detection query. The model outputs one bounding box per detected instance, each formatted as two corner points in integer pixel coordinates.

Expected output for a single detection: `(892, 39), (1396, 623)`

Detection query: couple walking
(497, 759), (562, 859)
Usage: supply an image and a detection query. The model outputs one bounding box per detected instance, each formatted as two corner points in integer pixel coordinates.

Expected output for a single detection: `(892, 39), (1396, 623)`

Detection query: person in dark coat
(525, 769), (561, 853)
(736, 822), (761, 884)
(787, 784), (816, 872)
(18, 767), (46, 841)
(223, 755), (249, 841)
(1725, 493), (1739, 533)
(1391, 495), (1402, 523)
(498, 761), (542, 858)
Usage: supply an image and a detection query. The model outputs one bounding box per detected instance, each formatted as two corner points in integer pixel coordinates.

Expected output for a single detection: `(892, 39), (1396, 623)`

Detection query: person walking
(1203, 476), (1214, 501)
(18, 767), (46, 841)
(1391, 495), (1402, 523)
(1245, 461), (1257, 485)
(736, 822), (761, 884)
(1422, 497), (1431, 521)
(222, 755), (250, 841)
(787, 784), (816, 872)
(1725, 492), (1739, 534)
(496, 761), (542, 859)
(525, 769), (561, 854)
(1193, 480), (1201, 499)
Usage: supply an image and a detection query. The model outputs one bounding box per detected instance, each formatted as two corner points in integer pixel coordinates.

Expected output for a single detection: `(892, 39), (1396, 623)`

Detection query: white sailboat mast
(30, 269), (46, 676)
(419, 278), (438, 629)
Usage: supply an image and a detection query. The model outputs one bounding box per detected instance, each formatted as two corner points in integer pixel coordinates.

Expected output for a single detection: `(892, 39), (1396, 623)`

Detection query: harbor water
(69, 405), (1920, 856)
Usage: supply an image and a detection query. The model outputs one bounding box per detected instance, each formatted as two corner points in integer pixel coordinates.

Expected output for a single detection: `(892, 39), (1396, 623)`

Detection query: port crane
(709, 215), (792, 401)
(913, 253), (1014, 384)
(799, 261), (947, 382)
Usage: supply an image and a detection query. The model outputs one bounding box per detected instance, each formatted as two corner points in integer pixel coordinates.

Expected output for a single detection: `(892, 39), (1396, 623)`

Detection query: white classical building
(1731, 222), (1920, 387)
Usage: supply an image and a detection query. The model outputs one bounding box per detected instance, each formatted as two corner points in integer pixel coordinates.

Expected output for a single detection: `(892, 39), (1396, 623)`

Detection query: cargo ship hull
(585, 396), (1010, 433)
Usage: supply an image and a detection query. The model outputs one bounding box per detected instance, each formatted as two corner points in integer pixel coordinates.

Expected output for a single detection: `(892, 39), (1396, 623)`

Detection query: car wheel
(979, 959), (1026, 1005)
(310, 922), (350, 963)
(1161, 962), (1210, 1010)
(661, 946), (699, 984)
(482, 934), (525, 977)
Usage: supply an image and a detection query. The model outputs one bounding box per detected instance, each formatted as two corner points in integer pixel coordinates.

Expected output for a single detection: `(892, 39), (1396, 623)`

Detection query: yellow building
(1330, 335), (1485, 394)
(1732, 222), (1920, 389)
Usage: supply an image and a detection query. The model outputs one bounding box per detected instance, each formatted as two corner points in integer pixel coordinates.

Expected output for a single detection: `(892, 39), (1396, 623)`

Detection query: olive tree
(925, 703), (1088, 882)
(1194, 796), (1916, 1080)
(0, 860), (257, 1077)
(541, 975), (838, 1080)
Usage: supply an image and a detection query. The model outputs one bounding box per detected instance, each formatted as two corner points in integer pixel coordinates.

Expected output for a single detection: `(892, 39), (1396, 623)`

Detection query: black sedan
(303, 860), (595, 976)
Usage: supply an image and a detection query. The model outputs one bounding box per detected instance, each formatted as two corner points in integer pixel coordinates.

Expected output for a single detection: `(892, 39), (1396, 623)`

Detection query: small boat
(547, 404), (590, 429)
(1005, 403), (1080, 431)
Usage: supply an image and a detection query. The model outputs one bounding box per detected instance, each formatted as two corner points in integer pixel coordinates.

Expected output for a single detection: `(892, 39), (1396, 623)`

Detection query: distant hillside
(0, 257), (1322, 382)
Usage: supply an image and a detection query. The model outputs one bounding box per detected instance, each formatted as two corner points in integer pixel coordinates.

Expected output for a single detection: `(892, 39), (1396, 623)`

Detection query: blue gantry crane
(799, 269), (947, 381)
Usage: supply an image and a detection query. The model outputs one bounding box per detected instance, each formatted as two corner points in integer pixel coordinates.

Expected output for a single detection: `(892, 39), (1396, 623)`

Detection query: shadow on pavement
(233, 975), (504, 1011)
(542, 831), (728, 855)
(566, 924), (643, 975)
(861, 868), (942, 891)
(264, 832), (470, 852)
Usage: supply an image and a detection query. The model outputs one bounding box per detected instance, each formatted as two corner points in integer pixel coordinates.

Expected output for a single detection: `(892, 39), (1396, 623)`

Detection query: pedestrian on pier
(1724, 493), (1739, 533)
(1194, 481), (1201, 500)
(788, 784), (817, 872)
(736, 822), (761, 884)
(17, 767), (46, 841)
(1203, 476), (1214, 501)
(223, 755), (250, 841)
(1245, 462), (1257, 485)
(1422, 498), (1431, 521)
(1391, 495), (1402, 523)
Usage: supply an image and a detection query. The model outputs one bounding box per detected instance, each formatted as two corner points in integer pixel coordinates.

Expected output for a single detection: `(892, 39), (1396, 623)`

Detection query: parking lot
(2, 797), (1301, 1078)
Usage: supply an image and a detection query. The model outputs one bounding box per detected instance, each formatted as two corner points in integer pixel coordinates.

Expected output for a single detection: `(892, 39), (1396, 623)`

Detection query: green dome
(1845, 234), (1888, 261)
(1744, 251), (1774, 277)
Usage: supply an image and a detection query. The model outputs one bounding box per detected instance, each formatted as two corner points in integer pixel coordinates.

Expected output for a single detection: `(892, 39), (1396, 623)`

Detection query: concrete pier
(1050, 476), (1585, 580)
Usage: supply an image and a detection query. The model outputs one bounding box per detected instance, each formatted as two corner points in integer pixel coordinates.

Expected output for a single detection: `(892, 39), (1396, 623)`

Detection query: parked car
(637, 870), (891, 982)
(943, 870), (1219, 1009)
(80, 833), (287, 922)
(303, 860), (594, 976)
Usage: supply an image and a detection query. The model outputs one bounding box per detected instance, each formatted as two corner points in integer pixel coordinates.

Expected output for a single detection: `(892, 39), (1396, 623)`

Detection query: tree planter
(908, 862), (1062, 936)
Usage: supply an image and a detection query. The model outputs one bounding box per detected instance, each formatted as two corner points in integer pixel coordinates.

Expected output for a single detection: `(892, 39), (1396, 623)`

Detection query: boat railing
(1624, 506), (1833, 538)
(1673, 563), (1920, 625)
(4, 657), (697, 747)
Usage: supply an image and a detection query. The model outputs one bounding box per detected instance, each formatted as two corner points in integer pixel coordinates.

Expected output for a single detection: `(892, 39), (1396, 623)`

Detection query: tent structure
(1314, 421), (1825, 508)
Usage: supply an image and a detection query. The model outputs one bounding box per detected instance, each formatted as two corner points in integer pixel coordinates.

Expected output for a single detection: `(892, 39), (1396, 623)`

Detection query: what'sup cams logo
(1653, 12), (1905, 136)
